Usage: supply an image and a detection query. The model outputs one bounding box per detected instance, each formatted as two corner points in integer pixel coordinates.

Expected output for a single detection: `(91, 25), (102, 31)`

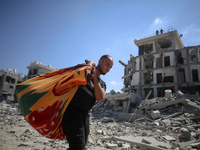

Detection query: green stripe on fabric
(16, 84), (32, 94)
(77, 70), (80, 75)
(18, 90), (48, 117)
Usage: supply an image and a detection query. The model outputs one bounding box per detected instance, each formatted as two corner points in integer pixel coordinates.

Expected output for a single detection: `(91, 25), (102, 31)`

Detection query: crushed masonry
(1, 89), (200, 149)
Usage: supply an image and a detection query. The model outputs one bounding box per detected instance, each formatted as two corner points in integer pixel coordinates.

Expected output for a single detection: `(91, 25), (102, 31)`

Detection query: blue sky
(0, 0), (200, 92)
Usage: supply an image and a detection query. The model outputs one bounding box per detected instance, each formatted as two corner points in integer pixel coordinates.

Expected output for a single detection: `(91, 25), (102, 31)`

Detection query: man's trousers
(62, 107), (90, 150)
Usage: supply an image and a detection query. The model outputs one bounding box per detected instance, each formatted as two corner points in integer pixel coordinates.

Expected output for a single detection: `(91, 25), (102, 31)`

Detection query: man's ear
(98, 59), (102, 64)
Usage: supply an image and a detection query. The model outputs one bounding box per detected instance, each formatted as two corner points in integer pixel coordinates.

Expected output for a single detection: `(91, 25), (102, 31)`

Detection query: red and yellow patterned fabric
(16, 65), (92, 139)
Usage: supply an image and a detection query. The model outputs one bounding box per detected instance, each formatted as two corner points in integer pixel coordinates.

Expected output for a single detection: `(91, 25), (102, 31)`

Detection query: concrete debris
(1, 89), (200, 150)
(150, 110), (161, 120)
(7, 108), (21, 115)
(190, 142), (200, 149)
(101, 136), (168, 150)
(138, 90), (186, 110)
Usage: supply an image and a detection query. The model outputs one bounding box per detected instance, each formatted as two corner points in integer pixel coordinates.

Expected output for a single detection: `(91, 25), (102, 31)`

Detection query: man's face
(99, 57), (113, 75)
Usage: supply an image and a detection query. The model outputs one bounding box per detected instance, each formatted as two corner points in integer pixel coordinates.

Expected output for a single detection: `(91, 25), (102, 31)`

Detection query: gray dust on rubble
(1, 90), (200, 150)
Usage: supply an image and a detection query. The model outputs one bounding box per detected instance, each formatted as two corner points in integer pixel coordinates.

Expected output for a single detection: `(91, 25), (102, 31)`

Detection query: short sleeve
(99, 78), (106, 91)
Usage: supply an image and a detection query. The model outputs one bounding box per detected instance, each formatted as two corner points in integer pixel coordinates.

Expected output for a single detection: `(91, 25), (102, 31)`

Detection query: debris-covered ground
(1, 90), (200, 150)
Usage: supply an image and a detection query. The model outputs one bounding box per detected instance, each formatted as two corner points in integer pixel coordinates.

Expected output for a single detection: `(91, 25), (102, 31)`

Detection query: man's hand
(85, 59), (105, 102)
(85, 59), (96, 77)
(85, 59), (95, 68)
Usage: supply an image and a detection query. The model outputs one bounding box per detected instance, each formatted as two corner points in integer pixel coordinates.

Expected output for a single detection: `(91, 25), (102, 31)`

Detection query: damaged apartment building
(0, 69), (23, 101)
(0, 61), (56, 101)
(26, 61), (56, 80)
(119, 28), (200, 100)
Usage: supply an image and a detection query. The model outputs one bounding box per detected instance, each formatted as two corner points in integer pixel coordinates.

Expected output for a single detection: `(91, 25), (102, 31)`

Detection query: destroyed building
(0, 61), (56, 101)
(26, 61), (56, 79)
(120, 28), (200, 100)
(0, 69), (23, 101)
(95, 28), (200, 149)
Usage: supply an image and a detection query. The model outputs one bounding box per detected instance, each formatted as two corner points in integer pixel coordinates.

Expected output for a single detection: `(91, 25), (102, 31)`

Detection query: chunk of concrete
(7, 108), (21, 115)
(150, 110), (161, 120)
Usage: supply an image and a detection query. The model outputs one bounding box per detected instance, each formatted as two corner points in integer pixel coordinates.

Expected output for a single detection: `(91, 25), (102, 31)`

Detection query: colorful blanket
(16, 64), (92, 139)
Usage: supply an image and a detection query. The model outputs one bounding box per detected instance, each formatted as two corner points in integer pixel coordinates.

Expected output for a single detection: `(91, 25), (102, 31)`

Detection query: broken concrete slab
(101, 136), (171, 150)
(162, 135), (176, 141)
(118, 113), (151, 122)
(139, 97), (186, 110)
(190, 142), (200, 149)
(178, 140), (194, 149)
(185, 99), (200, 110)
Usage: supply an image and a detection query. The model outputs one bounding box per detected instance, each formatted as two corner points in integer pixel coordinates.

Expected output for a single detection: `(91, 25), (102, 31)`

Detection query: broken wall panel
(144, 55), (154, 69)
(156, 39), (174, 52)
(158, 39), (173, 49)
(189, 48), (198, 63)
(131, 72), (140, 86)
(144, 43), (153, 54)
(135, 57), (140, 71)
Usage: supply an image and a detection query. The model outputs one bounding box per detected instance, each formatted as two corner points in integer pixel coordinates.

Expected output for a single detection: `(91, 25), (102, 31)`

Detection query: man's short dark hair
(100, 55), (112, 61)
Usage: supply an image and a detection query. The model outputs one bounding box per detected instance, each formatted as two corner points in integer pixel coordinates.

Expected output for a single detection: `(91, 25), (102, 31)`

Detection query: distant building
(0, 61), (56, 101)
(120, 27), (200, 99)
(0, 69), (23, 100)
(26, 61), (56, 79)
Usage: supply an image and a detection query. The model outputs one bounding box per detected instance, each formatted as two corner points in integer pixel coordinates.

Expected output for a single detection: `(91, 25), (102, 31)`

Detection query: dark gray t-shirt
(67, 77), (106, 112)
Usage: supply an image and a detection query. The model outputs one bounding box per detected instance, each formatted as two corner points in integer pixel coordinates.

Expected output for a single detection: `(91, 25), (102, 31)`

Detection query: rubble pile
(1, 90), (200, 150)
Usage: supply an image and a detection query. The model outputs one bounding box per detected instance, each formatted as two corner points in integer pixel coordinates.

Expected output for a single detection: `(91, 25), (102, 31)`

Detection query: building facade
(0, 61), (56, 101)
(0, 69), (23, 100)
(120, 28), (200, 99)
(26, 61), (56, 79)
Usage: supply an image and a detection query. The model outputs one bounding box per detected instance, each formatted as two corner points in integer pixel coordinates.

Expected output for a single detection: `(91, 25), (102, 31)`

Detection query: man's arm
(85, 59), (105, 102)
(92, 73), (105, 102)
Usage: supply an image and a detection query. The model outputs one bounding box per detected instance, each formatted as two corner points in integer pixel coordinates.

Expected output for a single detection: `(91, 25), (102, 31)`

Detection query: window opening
(157, 73), (162, 83)
(177, 51), (184, 64)
(163, 76), (174, 83)
(192, 69), (199, 82)
(164, 56), (170, 67)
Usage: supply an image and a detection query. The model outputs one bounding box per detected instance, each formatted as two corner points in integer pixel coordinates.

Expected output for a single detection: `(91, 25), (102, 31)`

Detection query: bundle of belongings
(16, 64), (92, 139)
